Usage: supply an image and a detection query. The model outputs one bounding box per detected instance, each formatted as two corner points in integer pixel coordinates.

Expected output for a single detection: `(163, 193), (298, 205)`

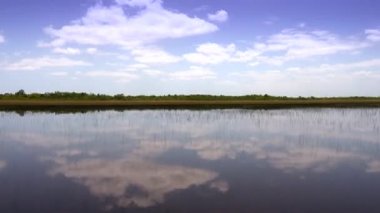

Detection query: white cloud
(263, 17), (278, 26)
(143, 69), (164, 77)
(136, 66), (216, 80)
(86, 47), (98, 54)
(0, 161), (6, 171)
(81, 70), (139, 82)
(131, 47), (181, 64)
(53, 47), (81, 55)
(210, 180), (229, 193)
(233, 49), (261, 63)
(126, 63), (150, 71)
(316, 58), (380, 71)
(43, 1), (218, 48)
(115, 0), (161, 8)
(82, 71), (138, 78)
(0, 34), (4, 43)
(185, 28), (369, 66)
(298, 22), (306, 28)
(183, 43), (236, 64)
(6, 56), (91, 71)
(263, 20), (274, 25)
(208, 10), (228, 22)
(233, 58), (380, 96)
(254, 29), (368, 64)
(365, 29), (380, 42)
(367, 161), (380, 173)
(49, 158), (217, 207)
(50, 71), (69, 76)
(182, 42), (261, 65)
(168, 66), (216, 80)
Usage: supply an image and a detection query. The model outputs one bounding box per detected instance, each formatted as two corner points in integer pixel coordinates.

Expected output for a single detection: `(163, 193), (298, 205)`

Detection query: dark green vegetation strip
(1, 99), (380, 111)
(1, 91), (380, 111)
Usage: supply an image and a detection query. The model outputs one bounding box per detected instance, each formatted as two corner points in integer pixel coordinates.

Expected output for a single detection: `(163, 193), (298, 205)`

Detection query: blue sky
(1, 0), (380, 96)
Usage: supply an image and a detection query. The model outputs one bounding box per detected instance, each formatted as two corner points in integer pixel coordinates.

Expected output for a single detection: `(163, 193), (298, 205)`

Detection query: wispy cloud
(233, 58), (380, 96)
(80, 70), (139, 82)
(126, 63), (150, 71)
(0, 160), (6, 171)
(139, 66), (216, 81)
(86, 48), (97, 54)
(115, 0), (161, 8)
(208, 10), (229, 22)
(365, 29), (380, 42)
(263, 16), (279, 25)
(257, 29), (367, 60)
(53, 47), (81, 55)
(168, 66), (216, 80)
(185, 28), (370, 66)
(131, 47), (181, 64)
(0, 34), (4, 43)
(237, 29), (369, 66)
(367, 161), (380, 173)
(6, 56), (91, 71)
(50, 71), (69, 76)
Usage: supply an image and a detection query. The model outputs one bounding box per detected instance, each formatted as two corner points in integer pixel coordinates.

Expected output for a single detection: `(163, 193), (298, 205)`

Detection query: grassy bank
(1, 91), (380, 110)
(1, 99), (380, 111)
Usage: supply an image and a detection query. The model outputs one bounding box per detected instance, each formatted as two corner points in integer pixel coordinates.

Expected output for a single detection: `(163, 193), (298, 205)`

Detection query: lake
(0, 109), (380, 212)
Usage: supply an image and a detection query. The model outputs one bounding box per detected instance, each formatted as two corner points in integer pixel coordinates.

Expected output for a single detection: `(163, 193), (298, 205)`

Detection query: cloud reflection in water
(0, 161), (6, 171)
(48, 158), (218, 208)
(1, 109), (380, 209)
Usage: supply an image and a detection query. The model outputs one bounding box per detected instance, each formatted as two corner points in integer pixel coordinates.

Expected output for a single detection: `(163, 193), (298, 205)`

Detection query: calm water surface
(0, 109), (380, 212)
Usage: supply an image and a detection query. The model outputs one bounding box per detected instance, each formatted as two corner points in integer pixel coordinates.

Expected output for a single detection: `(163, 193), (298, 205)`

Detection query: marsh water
(0, 109), (380, 212)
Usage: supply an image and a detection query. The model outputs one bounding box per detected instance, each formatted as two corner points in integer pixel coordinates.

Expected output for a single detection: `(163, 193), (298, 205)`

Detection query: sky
(1, 0), (380, 96)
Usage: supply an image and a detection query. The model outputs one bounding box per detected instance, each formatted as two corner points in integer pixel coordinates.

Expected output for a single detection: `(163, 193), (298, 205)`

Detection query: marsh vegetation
(1, 90), (380, 110)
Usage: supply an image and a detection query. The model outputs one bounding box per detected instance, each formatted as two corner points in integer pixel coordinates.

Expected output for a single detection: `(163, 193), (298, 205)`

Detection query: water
(0, 109), (380, 212)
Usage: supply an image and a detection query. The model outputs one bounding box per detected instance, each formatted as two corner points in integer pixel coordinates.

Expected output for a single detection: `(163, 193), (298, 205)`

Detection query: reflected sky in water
(0, 109), (380, 212)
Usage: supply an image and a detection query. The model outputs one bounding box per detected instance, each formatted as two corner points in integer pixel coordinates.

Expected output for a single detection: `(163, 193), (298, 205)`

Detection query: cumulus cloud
(43, 1), (218, 48)
(183, 43), (236, 64)
(6, 56), (91, 71)
(53, 47), (81, 55)
(365, 29), (380, 42)
(208, 10), (228, 22)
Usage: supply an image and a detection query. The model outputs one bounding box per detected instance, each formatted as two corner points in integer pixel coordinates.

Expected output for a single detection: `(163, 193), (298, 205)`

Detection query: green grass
(1, 91), (380, 111)
(1, 99), (380, 111)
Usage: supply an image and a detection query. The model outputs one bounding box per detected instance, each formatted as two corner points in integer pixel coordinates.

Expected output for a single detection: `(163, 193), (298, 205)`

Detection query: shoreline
(1, 99), (380, 111)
